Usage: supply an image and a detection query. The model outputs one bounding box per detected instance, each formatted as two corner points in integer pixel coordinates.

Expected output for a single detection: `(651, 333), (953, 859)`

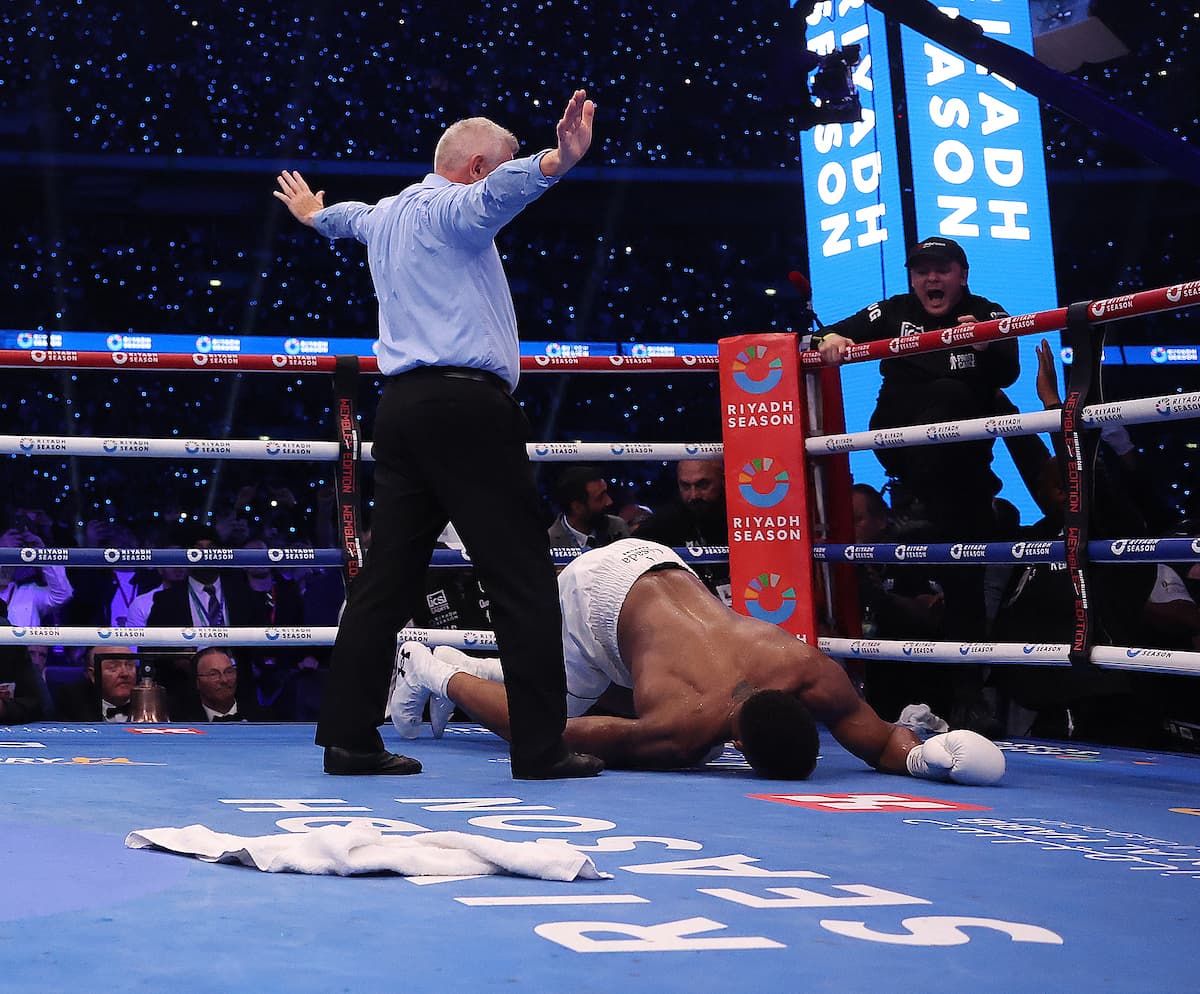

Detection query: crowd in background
(2, 2), (1197, 738)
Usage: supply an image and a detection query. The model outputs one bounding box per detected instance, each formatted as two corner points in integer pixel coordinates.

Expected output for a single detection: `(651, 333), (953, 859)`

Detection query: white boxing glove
(905, 730), (1005, 786)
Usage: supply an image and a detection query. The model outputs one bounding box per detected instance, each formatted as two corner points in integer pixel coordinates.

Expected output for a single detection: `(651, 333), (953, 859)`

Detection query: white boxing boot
(390, 641), (453, 739)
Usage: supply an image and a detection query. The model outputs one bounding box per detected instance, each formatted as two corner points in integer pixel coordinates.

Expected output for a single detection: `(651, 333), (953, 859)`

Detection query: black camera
(796, 45), (864, 128)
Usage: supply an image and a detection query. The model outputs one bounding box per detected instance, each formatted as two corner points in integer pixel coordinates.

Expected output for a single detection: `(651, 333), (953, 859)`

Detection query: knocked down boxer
(392, 539), (1004, 783)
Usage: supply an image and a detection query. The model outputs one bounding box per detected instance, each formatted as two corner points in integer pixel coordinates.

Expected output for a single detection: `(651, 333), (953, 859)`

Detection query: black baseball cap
(905, 237), (968, 269)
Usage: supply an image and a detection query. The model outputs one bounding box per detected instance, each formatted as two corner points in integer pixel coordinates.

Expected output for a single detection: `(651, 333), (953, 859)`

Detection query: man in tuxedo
(54, 646), (139, 722)
(175, 647), (267, 723)
(145, 527), (273, 711)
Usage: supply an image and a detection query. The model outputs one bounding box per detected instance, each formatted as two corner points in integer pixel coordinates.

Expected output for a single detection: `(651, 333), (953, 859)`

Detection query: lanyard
(188, 584), (223, 625)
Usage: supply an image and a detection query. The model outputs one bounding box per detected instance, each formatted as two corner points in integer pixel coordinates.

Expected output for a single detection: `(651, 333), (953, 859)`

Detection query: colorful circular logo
(744, 572), (797, 624)
(284, 338), (302, 355)
(738, 457), (790, 508)
(731, 346), (783, 395)
(1150, 347), (1168, 364)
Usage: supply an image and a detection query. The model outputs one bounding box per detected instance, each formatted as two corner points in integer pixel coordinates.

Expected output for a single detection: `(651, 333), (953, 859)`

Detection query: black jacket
(825, 290), (1018, 395)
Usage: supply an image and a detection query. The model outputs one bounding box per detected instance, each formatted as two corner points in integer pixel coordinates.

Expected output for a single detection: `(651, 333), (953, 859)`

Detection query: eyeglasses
(197, 666), (237, 681)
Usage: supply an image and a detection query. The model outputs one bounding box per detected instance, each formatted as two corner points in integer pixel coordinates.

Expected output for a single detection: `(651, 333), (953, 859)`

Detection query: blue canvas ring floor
(2, 721), (1197, 994)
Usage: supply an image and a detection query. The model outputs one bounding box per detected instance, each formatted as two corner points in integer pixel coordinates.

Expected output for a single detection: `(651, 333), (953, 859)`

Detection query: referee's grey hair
(434, 117), (519, 174)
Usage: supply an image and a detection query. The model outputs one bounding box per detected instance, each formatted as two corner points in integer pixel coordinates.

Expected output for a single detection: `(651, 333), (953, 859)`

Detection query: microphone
(787, 270), (824, 330)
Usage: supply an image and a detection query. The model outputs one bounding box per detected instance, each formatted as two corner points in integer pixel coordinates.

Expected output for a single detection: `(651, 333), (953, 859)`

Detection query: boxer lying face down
(393, 539), (1004, 784)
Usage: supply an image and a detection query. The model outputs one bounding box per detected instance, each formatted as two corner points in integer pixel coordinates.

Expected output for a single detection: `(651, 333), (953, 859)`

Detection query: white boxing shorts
(557, 538), (695, 717)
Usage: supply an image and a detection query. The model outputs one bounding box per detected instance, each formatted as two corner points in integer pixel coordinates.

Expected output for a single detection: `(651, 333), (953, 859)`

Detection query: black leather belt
(395, 365), (510, 393)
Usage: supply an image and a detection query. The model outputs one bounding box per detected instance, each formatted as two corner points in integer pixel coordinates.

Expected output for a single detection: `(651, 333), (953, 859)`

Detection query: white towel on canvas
(126, 824), (608, 880)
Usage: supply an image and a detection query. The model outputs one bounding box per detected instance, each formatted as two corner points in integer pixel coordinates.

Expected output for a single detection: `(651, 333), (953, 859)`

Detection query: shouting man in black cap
(815, 236), (1016, 538)
(813, 237), (1017, 733)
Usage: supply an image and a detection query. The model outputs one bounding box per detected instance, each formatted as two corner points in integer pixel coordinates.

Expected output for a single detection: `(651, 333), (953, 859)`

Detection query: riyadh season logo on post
(743, 572), (796, 624)
(731, 346), (784, 395)
(737, 457), (790, 509)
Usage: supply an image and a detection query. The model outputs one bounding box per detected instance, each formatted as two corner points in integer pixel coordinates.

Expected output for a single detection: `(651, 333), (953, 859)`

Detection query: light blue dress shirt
(312, 152), (559, 390)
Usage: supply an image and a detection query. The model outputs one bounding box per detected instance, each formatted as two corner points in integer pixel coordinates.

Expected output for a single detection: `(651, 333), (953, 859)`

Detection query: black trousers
(315, 369), (568, 768)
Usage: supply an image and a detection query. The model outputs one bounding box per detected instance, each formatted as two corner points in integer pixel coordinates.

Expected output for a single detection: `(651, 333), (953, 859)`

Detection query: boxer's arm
(564, 714), (711, 770)
(798, 647), (920, 774)
(823, 698), (921, 775)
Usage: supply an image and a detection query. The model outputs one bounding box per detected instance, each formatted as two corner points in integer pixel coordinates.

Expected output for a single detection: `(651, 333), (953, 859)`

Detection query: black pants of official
(315, 370), (569, 770)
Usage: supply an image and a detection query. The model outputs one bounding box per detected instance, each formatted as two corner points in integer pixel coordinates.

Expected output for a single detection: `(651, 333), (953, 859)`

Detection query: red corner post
(718, 333), (818, 642)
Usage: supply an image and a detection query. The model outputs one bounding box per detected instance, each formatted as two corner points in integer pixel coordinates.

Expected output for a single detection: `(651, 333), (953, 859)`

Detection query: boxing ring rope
(0, 437), (723, 464)
(5, 539), (1197, 571)
(799, 277), (1200, 681)
(3, 279), (1198, 686)
(796, 279), (1200, 370)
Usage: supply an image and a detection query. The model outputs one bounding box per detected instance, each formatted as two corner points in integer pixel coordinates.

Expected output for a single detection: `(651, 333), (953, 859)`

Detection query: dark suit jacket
(173, 689), (270, 723)
(0, 646), (49, 724)
(146, 574), (273, 628)
(546, 514), (631, 550)
(53, 678), (107, 722)
(63, 568), (160, 626)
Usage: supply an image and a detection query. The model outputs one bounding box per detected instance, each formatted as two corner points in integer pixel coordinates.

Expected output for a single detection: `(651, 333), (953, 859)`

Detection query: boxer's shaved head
(736, 690), (819, 780)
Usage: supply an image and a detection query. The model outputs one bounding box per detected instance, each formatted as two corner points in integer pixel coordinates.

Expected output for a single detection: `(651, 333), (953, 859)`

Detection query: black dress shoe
(323, 746), (422, 776)
(512, 751), (604, 781)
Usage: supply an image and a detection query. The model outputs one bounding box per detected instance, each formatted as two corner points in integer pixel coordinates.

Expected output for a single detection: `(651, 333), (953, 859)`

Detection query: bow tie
(211, 713), (242, 722)
(105, 703), (131, 720)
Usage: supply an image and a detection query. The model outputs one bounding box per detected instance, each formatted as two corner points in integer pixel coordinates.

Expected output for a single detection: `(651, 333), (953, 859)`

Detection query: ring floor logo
(737, 457), (790, 509)
(731, 346), (784, 395)
(744, 572), (796, 624)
